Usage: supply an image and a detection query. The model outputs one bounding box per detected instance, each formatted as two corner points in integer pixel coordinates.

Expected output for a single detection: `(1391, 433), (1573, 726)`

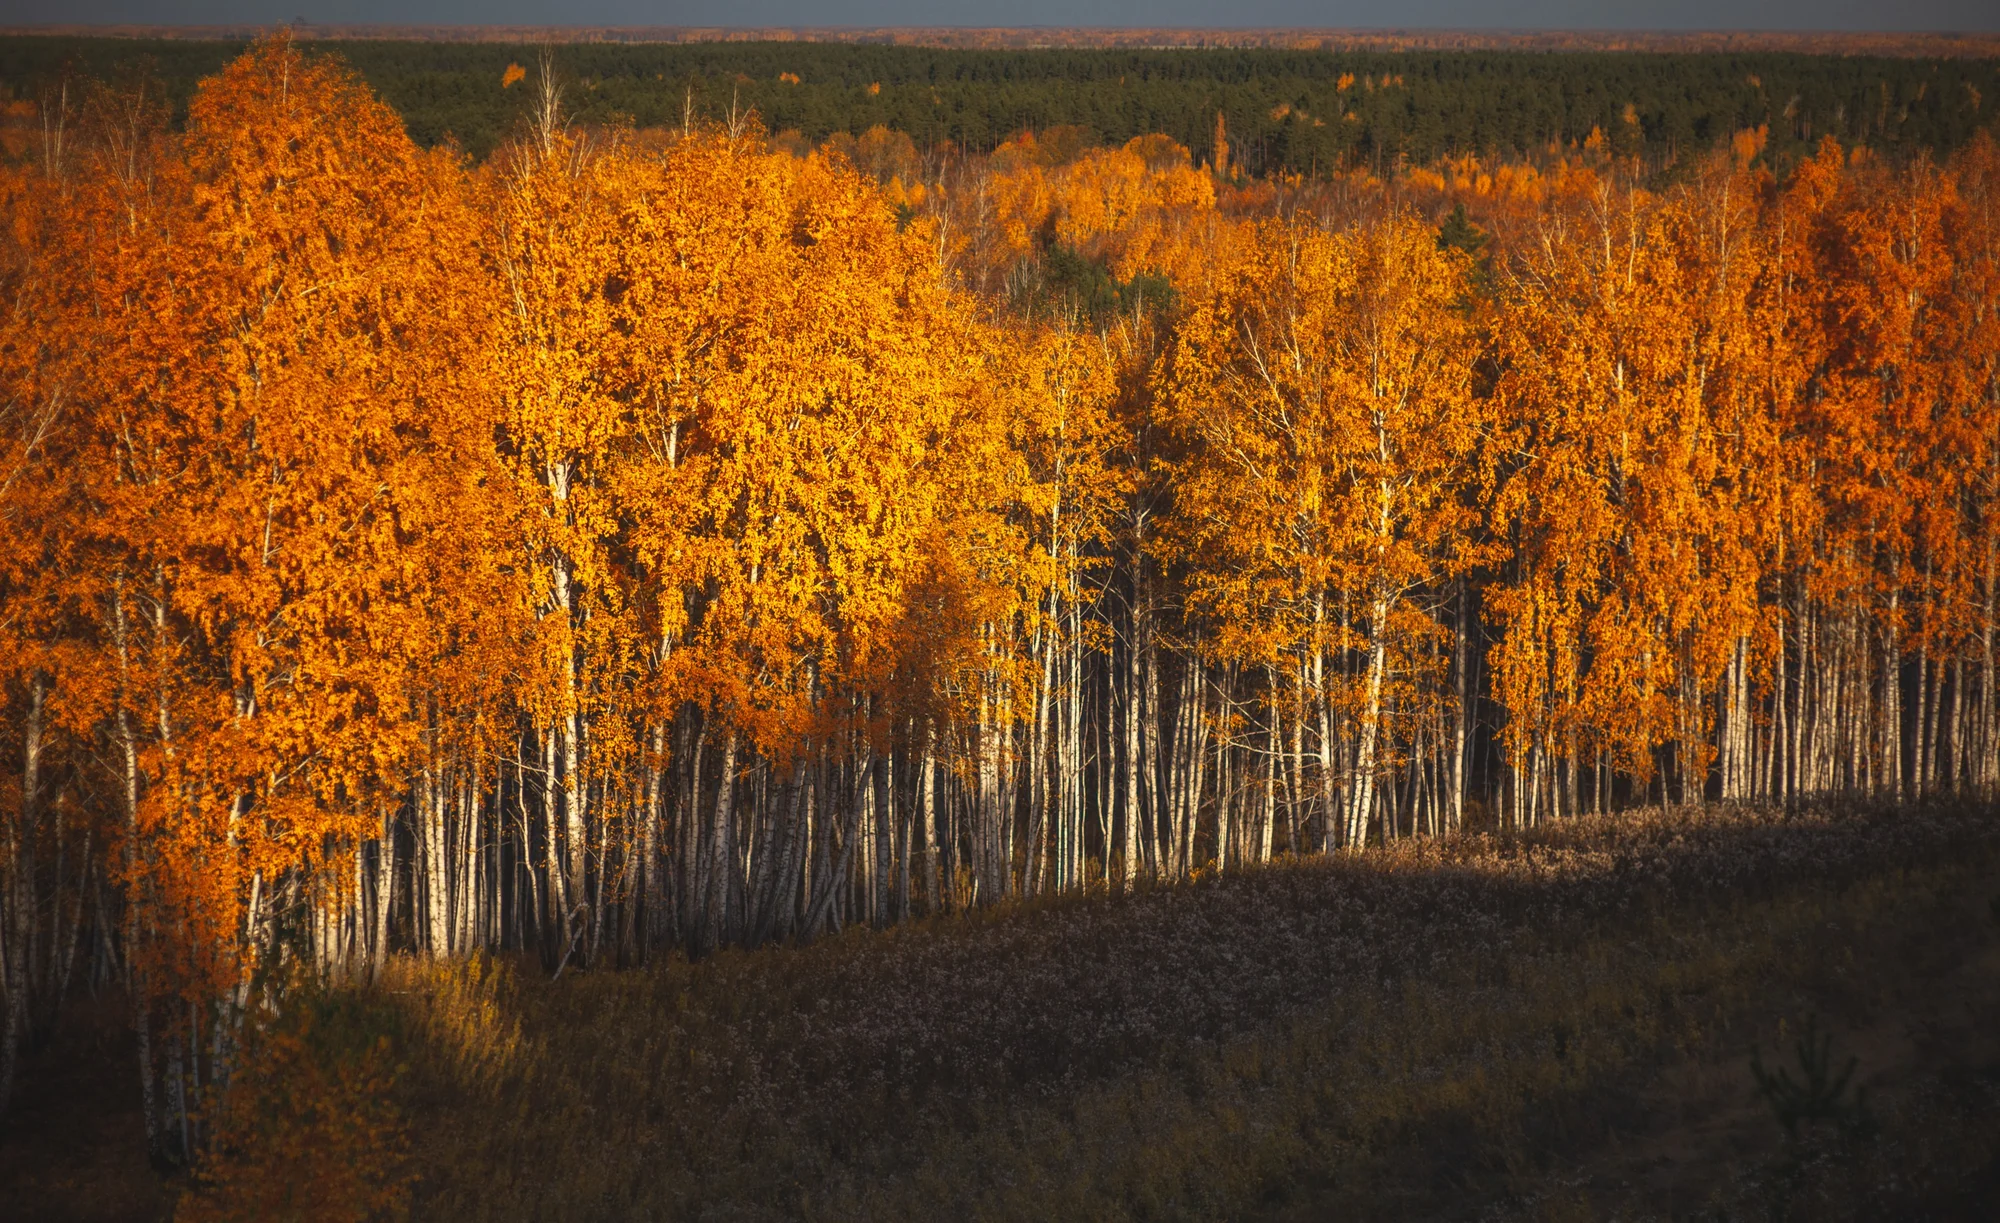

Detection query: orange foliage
(6, 34), (2000, 1186)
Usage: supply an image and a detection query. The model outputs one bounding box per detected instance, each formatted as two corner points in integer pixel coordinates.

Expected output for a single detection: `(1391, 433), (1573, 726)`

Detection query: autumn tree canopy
(2, 38), (1996, 1182)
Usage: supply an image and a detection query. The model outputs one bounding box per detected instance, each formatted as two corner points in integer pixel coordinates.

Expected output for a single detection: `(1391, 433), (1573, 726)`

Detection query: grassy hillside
(7, 800), (1997, 1220)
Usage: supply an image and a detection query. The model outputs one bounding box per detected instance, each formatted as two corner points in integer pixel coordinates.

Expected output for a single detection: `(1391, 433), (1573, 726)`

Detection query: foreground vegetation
(5, 799), (1997, 1220)
(376, 802), (2000, 1221)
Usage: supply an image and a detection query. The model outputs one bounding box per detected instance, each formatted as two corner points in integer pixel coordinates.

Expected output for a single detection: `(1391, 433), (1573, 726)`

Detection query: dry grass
(6, 799), (1998, 1221)
(374, 800), (2000, 1220)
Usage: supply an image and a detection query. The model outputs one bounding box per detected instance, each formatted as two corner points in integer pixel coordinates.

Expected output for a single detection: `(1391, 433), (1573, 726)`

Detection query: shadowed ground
(4, 801), (1997, 1221)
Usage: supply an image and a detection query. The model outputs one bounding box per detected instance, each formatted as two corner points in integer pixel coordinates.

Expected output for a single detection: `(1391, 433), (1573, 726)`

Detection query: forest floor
(4, 800), (1998, 1222)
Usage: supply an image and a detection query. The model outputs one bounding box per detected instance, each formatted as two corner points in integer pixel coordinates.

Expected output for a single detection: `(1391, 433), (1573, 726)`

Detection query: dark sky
(1, 0), (1993, 32)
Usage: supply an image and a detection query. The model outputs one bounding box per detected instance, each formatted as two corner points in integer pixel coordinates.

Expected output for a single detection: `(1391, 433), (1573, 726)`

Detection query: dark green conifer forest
(3, 36), (1995, 166)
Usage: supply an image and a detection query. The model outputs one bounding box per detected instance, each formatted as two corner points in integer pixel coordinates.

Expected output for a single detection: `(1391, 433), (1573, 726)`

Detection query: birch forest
(3, 36), (2000, 1196)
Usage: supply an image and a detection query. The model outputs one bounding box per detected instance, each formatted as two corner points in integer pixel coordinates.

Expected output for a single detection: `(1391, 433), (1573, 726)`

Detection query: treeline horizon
(2, 34), (1997, 166)
(18, 26), (2000, 54)
(1, 34), (1998, 1172)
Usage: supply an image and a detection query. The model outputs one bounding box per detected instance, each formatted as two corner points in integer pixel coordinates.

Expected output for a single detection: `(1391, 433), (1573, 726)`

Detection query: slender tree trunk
(705, 732), (740, 953)
(373, 810), (396, 977)
(0, 674), (44, 1116)
(1950, 655), (1966, 793)
(1349, 594), (1391, 849)
(1215, 673), (1235, 873)
(920, 746), (939, 914)
(1142, 602), (1163, 877)
(1181, 662), (1208, 876)
(540, 729), (564, 965)
(642, 722), (665, 953)
(425, 766), (450, 957)
(872, 751), (893, 929)
(1121, 618), (1141, 891)
(1982, 539), (1996, 792)
(1884, 586), (1903, 798)
(110, 582), (162, 1158)
(1918, 650), (1939, 795)
(1451, 580), (1470, 833)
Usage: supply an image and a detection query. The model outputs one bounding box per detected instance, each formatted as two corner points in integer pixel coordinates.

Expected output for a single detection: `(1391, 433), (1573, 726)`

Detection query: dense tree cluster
(3, 35), (1996, 166)
(1, 38), (1997, 1170)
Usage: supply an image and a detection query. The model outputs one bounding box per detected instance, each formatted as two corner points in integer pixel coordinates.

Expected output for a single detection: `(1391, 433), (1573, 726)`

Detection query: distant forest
(2, 36), (1996, 168)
